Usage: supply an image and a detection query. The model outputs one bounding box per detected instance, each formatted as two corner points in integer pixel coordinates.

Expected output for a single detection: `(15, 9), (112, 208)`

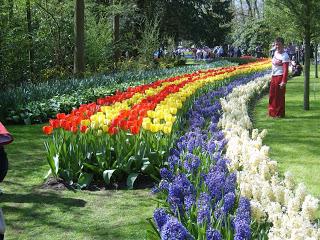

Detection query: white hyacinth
(218, 74), (320, 238)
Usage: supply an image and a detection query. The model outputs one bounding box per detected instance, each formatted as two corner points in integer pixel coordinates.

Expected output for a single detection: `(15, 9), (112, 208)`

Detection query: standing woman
(269, 37), (290, 118)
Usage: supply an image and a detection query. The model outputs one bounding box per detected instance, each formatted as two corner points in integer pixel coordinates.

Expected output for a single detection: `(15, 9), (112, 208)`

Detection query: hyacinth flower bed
(149, 73), (320, 239)
(148, 73), (271, 240)
(42, 60), (271, 188)
(219, 76), (320, 239)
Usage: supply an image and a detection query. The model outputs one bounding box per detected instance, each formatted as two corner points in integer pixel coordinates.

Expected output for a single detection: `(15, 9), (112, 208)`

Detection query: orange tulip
(42, 125), (53, 135)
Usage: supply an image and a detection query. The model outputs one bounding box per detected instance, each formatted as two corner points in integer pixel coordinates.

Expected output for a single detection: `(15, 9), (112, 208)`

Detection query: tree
(74, 0), (85, 75)
(266, 0), (320, 110)
(26, 0), (34, 81)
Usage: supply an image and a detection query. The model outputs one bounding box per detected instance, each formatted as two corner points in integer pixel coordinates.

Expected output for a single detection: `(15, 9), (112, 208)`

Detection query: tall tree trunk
(26, 0), (34, 81)
(74, 0), (85, 75)
(245, 0), (253, 17)
(113, 14), (120, 62)
(112, 0), (120, 63)
(315, 44), (318, 78)
(239, 0), (245, 23)
(8, 0), (14, 21)
(304, 24), (311, 110)
(253, 0), (260, 18)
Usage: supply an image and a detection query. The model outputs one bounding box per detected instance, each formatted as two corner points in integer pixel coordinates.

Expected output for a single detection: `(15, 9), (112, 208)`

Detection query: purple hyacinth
(159, 179), (170, 191)
(222, 192), (236, 214)
(197, 192), (212, 224)
(205, 168), (226, 202)
(233, 197), (251, 239)
(168, 154), (181, 170)
(224, 172), (237, 194)
(153, 208), (170, 230)
(206, 227), (222, 240)
(184, 194), (196, 213)
(184, 153), (201, 173)
(234, 220), (251, 240)
(160, 168), (174, 182)
(160, 217), (194, 240)
(207, 137), (216, 154)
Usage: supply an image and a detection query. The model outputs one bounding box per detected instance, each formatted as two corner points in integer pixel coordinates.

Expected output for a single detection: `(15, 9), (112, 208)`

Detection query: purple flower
(205, 168), (226, 202)
(222, 192), (236, 214)
(207, 138), (216, 153)
(224, 172), (237, 194)
(197, 192), (212, 224)
(184, 194), (195, 213)
(234, 220), (251, 239)
(160, 168), (174, 182)
(153, 208), (170, 230)
(206, 227), (222, 240)
(160, 217), (194, 240)
(184, 153), (201, 173)
(159, 180), (170, 191)
(168, 155), (181, 170)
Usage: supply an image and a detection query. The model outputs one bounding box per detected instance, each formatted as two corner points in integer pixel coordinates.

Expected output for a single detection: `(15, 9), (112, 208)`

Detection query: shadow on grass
(0, 191), (86, 208)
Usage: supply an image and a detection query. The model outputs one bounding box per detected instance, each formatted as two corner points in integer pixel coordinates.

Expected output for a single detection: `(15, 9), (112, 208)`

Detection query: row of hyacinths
(150, 72), (271, 240)
(219, 75), (320, 239)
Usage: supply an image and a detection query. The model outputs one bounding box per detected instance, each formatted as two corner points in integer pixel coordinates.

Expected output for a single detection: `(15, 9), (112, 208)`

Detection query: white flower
(301, 195), (319, 221)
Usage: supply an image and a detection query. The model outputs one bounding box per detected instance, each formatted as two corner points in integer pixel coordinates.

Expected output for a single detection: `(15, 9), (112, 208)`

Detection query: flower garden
(2, 58), (320, 239)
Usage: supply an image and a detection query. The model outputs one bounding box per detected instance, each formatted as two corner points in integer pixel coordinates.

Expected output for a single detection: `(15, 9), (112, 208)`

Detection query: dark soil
(41, 174), (157, 191)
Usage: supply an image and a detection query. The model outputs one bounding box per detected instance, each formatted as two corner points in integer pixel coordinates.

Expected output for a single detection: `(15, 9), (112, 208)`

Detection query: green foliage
(230, 18), (274, 55)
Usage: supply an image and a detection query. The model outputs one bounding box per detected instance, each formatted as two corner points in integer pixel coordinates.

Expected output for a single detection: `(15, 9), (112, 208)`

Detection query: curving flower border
(218, 75), (320, 239)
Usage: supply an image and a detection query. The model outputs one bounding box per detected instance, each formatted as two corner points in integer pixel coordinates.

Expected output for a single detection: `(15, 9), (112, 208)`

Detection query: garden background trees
(0, 0), (233, 88)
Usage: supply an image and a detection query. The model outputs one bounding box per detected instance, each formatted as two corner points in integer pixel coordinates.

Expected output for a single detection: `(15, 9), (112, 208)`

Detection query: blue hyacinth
(160, 217), (194, 240)
(197, 192), (212, 224)
(206, 227), (223, 240)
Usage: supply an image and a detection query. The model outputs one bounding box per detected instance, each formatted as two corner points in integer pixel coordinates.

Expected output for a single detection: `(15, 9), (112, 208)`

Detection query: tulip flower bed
(2, 61), (235, 124)
(219, 76), (320, 239)
(148, 73), (271, 239)
(43, 60), (271, 189)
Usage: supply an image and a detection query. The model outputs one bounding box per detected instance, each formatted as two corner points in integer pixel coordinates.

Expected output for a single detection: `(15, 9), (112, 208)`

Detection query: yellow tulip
(81, 119), (90, 127)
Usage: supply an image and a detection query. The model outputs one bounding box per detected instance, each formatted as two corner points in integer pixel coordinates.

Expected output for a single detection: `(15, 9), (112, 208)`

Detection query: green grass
(1, 125), (156, 240)
(253, 68), (320, 199)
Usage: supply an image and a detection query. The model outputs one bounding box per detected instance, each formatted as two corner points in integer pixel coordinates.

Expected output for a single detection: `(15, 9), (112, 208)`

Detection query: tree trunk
(304, 25), (311, 110)
(8, 0), (14, 21)
(74, 0), (85, 75)
(315, 44), (318, 78)
(239, 0), (245, 23)
(253, 0), (260, 18)
(113, 14), (120, 62)
(245, 0), (253, 17)
(26, 0), (34, 81)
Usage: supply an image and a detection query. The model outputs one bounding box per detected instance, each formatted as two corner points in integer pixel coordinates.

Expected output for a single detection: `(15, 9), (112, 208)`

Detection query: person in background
(269, 37), (290, 118)
(291, 57), (303, 76)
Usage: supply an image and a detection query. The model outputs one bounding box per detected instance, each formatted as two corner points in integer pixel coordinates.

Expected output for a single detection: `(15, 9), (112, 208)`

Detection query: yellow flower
(153, 118), (161, 124)
(102, 125), (109, 132)
(81, 119), (90, 127)
(142, 121), (151, 130)
(163, 125), (172, 134)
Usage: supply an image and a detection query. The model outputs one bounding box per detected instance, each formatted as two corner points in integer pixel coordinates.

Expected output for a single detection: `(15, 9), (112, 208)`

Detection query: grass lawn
(253, 68), (320, 199)
(1, 124), (156, 240)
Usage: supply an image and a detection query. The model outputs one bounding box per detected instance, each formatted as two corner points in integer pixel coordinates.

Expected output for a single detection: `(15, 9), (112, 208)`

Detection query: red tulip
(42, 125), (53, 135)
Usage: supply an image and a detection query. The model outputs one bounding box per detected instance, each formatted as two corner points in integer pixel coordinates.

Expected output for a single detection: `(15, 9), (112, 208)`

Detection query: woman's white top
(272, 50), (290, 76)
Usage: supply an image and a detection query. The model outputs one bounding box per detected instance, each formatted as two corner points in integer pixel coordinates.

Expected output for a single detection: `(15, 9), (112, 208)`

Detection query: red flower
(42, 125), (53, 135)
(130, 124), (140, 135)
(108, 127), (118, 135)
(56, 113), (66, 119)
(80, 125), (87, 133)
(49, 119), (60, 129)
